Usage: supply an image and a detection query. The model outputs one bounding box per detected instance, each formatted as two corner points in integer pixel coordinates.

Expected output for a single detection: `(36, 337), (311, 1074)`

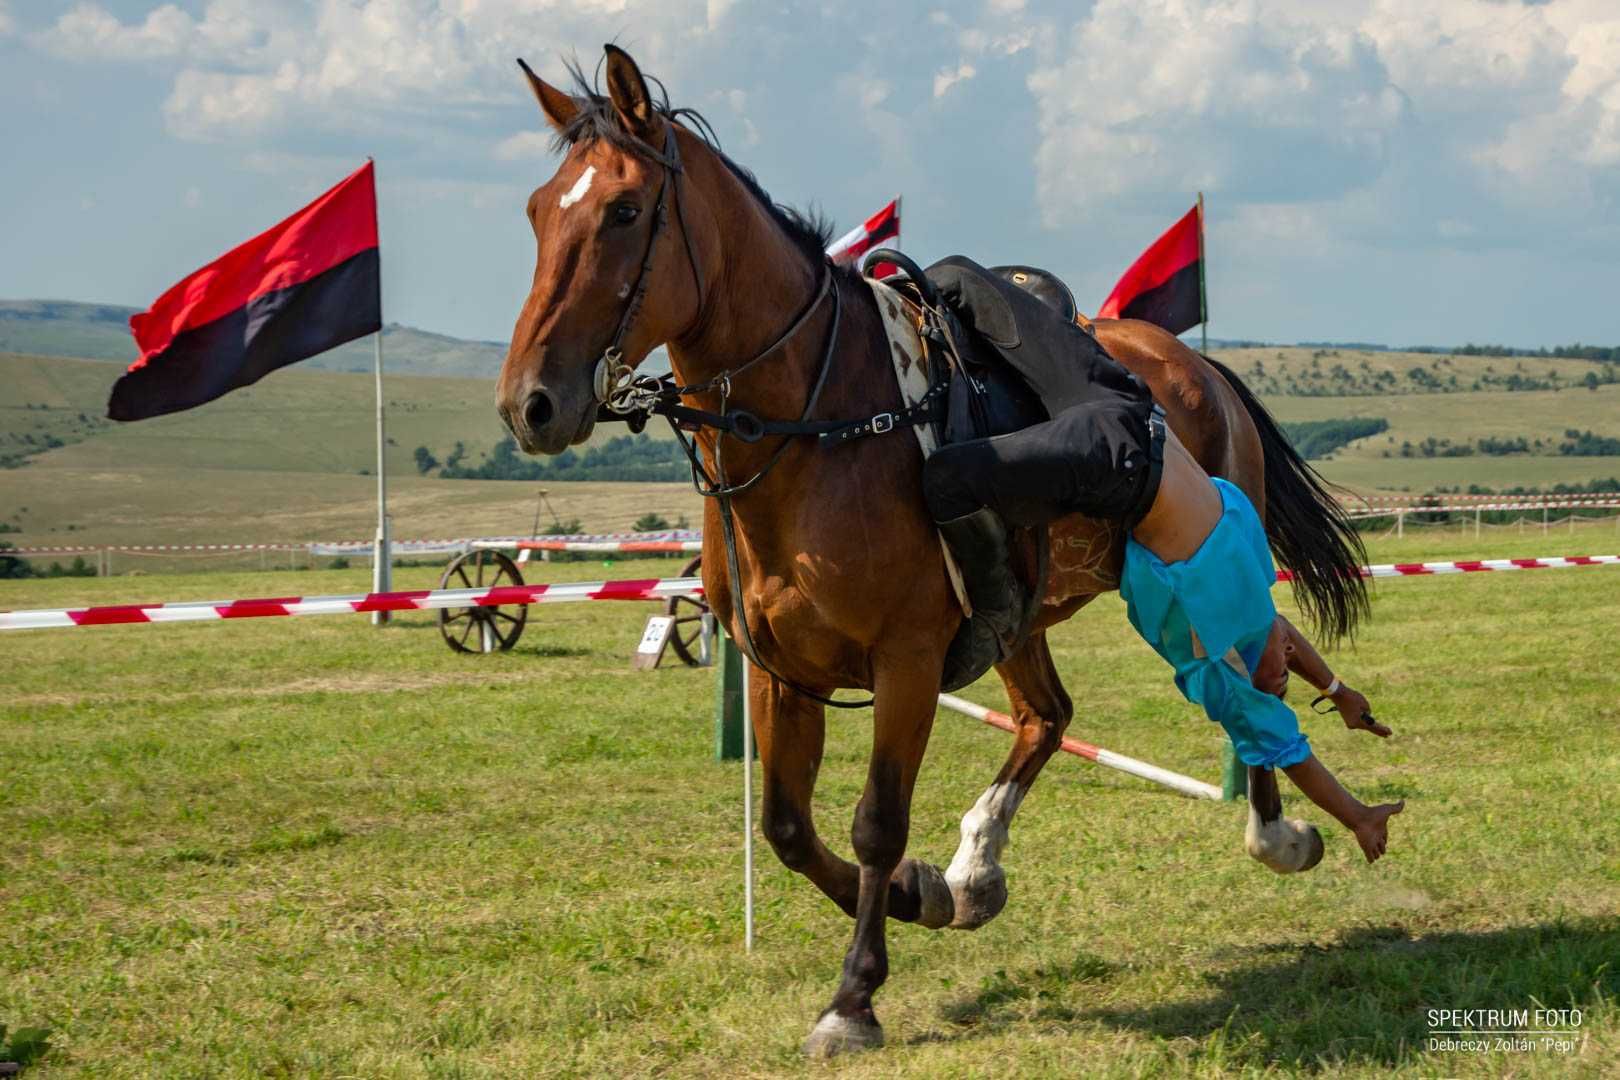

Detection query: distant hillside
(0, 299), (508, 378)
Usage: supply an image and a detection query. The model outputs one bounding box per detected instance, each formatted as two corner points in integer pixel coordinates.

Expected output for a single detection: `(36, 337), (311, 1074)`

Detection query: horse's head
(497, 45), (708, 454)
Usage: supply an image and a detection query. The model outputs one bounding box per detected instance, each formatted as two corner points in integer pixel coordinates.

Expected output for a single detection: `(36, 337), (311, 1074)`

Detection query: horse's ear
(517, 58), (578, 134)
(603, 44), (658, 139)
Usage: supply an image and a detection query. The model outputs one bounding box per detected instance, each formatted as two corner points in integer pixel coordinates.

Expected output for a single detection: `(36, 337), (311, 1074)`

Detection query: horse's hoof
(1247, 814), (1324, 874)
(1300, 824), (1325, 871)
(907, 861), (956, 929)
(947, 867), (1007, 930)
(802, 1009), (884, 1058)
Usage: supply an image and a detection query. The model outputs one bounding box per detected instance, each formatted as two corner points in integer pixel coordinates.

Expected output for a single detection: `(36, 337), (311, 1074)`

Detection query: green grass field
(3, 524), (1617, 1076)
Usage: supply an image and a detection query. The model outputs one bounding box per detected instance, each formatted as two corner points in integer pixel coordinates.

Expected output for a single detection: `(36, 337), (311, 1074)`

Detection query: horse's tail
(1202, 355), (1370, 643)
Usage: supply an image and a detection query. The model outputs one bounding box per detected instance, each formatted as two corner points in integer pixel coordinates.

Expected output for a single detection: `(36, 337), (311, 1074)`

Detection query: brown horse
(496, 45), (1368, 1057)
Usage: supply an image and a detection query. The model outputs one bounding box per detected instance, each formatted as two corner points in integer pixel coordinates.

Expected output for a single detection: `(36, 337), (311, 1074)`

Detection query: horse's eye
(611, 203), (641, 226)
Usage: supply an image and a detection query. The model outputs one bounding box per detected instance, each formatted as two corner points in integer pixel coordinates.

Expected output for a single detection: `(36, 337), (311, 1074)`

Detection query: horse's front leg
(753, 670), (953, 924)
(802, 645), (944, 1059)
(753, 671), (861, 912)
(1244, 764), (1325, 873)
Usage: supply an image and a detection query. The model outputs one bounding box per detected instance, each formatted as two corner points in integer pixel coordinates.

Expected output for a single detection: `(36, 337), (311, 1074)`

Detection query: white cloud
(933, 61), (976, 99)
(39, 2), (194, 58)
(163, 65), (297, 140)
(0, 2), (14, 37)
(1027, 0), (1404, 225)
(1025, 0), (1620, 247)
(492, 130), (552, 161)
(716, 88), (760, 147)
(35, 0), (728, 141)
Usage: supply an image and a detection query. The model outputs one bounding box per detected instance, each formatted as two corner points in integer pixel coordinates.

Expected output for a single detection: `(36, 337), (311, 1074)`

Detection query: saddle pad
(864, 277), (972, 616)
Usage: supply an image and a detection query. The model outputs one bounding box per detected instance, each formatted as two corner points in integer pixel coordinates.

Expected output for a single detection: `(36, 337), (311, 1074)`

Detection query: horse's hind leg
(944, 630), (1073, 930)
(1244, 764), (1324, 873)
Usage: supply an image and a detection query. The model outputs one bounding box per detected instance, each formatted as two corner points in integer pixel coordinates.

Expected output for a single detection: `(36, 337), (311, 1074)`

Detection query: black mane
(552, 58), (836, 265)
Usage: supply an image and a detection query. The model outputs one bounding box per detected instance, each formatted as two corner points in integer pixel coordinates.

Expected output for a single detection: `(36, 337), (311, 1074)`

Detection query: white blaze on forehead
(559, 165), (596, 210)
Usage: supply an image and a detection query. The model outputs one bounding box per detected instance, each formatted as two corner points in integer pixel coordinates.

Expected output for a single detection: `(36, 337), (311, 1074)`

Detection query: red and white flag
(826, 196), (901, 276)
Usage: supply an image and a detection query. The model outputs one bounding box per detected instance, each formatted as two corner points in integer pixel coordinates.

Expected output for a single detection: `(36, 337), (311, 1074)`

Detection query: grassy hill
(1, 351), (517, 476)
(0, 351), (700, 548)
(1219, 344), (1618, 398)
(0, 299), (508, 378)
(2, 341), (1617, 554)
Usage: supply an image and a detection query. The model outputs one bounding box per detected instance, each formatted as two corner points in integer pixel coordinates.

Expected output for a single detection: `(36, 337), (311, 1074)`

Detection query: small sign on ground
(632, 615), (676, 670)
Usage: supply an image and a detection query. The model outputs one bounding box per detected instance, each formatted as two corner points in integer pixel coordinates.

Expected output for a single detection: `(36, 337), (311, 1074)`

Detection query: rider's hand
(1331, 684), (1391, 738)
(1352, 801), (1404, 863)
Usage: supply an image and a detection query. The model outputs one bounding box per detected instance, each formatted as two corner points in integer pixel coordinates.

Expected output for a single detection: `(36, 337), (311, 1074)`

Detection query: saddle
(874, 255), (1098, 689)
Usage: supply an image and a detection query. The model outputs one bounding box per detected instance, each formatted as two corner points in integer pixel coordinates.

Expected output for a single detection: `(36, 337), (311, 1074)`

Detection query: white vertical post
(742, 660), (755, 952)
(372, 330), (392, 623)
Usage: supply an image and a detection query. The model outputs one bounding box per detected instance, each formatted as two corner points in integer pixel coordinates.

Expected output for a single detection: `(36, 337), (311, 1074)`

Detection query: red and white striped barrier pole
(1276, 555), (1620, 581)
(506, 539), (703, 554)
(938, 693), (1222, 800)
(0, 577), (705, 631)
(4, 555), (1618, 632)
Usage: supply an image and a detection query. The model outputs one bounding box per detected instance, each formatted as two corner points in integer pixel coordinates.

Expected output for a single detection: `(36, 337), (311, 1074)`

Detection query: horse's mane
(553, 58), (836, 267)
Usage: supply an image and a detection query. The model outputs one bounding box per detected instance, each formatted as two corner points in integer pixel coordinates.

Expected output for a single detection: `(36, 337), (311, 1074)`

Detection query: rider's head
(1251, 617), (1290, 699)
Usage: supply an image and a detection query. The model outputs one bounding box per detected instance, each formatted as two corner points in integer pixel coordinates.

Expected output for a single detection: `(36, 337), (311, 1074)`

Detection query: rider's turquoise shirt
(1119, 477), (1312, 770)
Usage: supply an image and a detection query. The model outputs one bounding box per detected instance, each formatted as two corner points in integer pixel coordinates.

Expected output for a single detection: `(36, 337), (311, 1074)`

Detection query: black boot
(936, 507), (1028, 658)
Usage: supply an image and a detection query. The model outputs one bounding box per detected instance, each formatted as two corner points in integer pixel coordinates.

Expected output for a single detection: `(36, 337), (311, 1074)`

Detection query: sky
(1, 0), (1616, 349)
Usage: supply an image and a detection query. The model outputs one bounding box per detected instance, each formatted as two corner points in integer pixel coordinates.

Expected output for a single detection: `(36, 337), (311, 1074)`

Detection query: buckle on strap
(871, 412), (894, 435)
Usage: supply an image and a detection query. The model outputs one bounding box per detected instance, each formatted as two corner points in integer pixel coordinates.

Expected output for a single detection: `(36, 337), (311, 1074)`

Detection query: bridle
(578, 117), (943, 708)
(588, 122), (709, 412)
(589, 119), (845, 500)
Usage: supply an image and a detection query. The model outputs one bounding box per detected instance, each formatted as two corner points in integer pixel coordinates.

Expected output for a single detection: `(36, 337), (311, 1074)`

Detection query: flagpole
(371, 330), (391, 623)
(1197, 191), (1208, 356)
(370, 159), (391, 625)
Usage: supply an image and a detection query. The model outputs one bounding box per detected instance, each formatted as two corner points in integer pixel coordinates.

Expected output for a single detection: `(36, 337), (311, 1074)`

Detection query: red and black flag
(825, 196), (901, 276)
(1097, 202), (1204, 335)
(109, 162), (381, 421)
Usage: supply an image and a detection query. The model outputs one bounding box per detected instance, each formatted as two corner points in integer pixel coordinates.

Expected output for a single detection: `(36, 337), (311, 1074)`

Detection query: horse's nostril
(524, 390), (554, 434)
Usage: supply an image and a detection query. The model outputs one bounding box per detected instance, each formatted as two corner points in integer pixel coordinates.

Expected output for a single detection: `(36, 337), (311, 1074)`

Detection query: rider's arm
(1281, 755), (1403, 863)
(1274, 616), (1390, 737)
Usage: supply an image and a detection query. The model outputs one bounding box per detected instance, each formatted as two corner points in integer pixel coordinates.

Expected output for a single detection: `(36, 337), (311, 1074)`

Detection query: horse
(495, 44), (1369, 1058)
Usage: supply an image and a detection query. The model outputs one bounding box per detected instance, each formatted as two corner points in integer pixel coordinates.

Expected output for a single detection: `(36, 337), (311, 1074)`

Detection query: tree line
(1277, 417), (1389, 460)
(416, 433), (690, 483)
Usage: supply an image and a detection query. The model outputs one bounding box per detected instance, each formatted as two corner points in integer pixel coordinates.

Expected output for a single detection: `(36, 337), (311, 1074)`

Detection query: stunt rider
(920, 256), (1404, 863)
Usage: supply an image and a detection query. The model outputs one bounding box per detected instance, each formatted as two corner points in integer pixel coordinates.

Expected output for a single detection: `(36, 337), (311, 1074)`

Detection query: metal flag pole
(370, 159), (391, 625)
(1198, 191), (1208, 357)
(742, 658), (755, 952)
(371, 329), (391, 624)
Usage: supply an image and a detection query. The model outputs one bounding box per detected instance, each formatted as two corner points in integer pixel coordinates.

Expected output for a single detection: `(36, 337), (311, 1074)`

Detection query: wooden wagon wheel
(665, 554), (711, 667)
(438, 548), (528, 654)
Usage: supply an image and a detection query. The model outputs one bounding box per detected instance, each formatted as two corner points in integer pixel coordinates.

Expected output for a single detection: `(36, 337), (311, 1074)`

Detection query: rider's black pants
(923, 399), (1166, 529)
